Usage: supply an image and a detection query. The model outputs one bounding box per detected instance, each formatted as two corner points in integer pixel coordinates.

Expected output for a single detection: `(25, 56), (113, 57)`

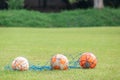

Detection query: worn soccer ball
(12, 57), (29, 71)
(50, 54), (69, 70)
(79, 52), (97, 69)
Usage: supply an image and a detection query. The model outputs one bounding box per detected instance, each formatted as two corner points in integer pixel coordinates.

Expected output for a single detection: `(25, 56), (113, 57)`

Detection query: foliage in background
(5, 0), (120, 10)
(8, 0), (24, 9)
(69, 0), (89, 3)
(69, 0), (78, 3)
(0, 8), (120, 27)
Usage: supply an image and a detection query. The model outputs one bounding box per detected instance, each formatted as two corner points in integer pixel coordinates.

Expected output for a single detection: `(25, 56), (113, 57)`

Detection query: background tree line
(0, 0), (120, 10)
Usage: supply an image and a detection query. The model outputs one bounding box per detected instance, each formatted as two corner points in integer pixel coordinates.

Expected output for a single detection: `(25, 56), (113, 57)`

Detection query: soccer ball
(79, 52), (97, 69)
(50, 54), (69, 70)
(12, 57), (29, 71)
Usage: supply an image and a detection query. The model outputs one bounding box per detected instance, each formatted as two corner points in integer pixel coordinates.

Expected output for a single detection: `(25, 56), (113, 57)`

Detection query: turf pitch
(0, 27), (120, 80)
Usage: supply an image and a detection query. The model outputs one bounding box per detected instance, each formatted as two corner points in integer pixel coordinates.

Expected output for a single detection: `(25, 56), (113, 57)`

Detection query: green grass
(0, 8), (120, 27)
(0, 27), (120, 80)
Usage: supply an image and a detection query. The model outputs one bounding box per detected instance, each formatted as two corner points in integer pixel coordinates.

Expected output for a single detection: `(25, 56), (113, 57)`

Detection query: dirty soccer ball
(12, 57), (29, 71)
(50, 54), (69, 70)
(79, 52), (97, 69)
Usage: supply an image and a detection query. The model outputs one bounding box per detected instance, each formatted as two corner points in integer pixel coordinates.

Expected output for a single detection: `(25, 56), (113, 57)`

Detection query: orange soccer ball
(79, 52), (97, 69)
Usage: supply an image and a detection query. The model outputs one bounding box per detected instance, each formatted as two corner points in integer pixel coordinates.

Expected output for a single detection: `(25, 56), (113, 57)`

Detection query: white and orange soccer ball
(12, 57), (29, 71)
(50, 54), (69, 70)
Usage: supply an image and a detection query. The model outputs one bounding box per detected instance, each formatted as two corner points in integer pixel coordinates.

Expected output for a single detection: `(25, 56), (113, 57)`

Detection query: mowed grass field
(0, 27), (120, 80)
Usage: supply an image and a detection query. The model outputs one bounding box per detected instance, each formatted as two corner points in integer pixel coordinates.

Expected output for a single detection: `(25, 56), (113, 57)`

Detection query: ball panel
(80, 55), (86, 61)
(87, 56), (94, 63)
(90, 59), (97, 68)
(60, 58), (66, 64)
(63, 66), (68, 70)
(51, 57), (56, 63)
(53, 65), (60, 70)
